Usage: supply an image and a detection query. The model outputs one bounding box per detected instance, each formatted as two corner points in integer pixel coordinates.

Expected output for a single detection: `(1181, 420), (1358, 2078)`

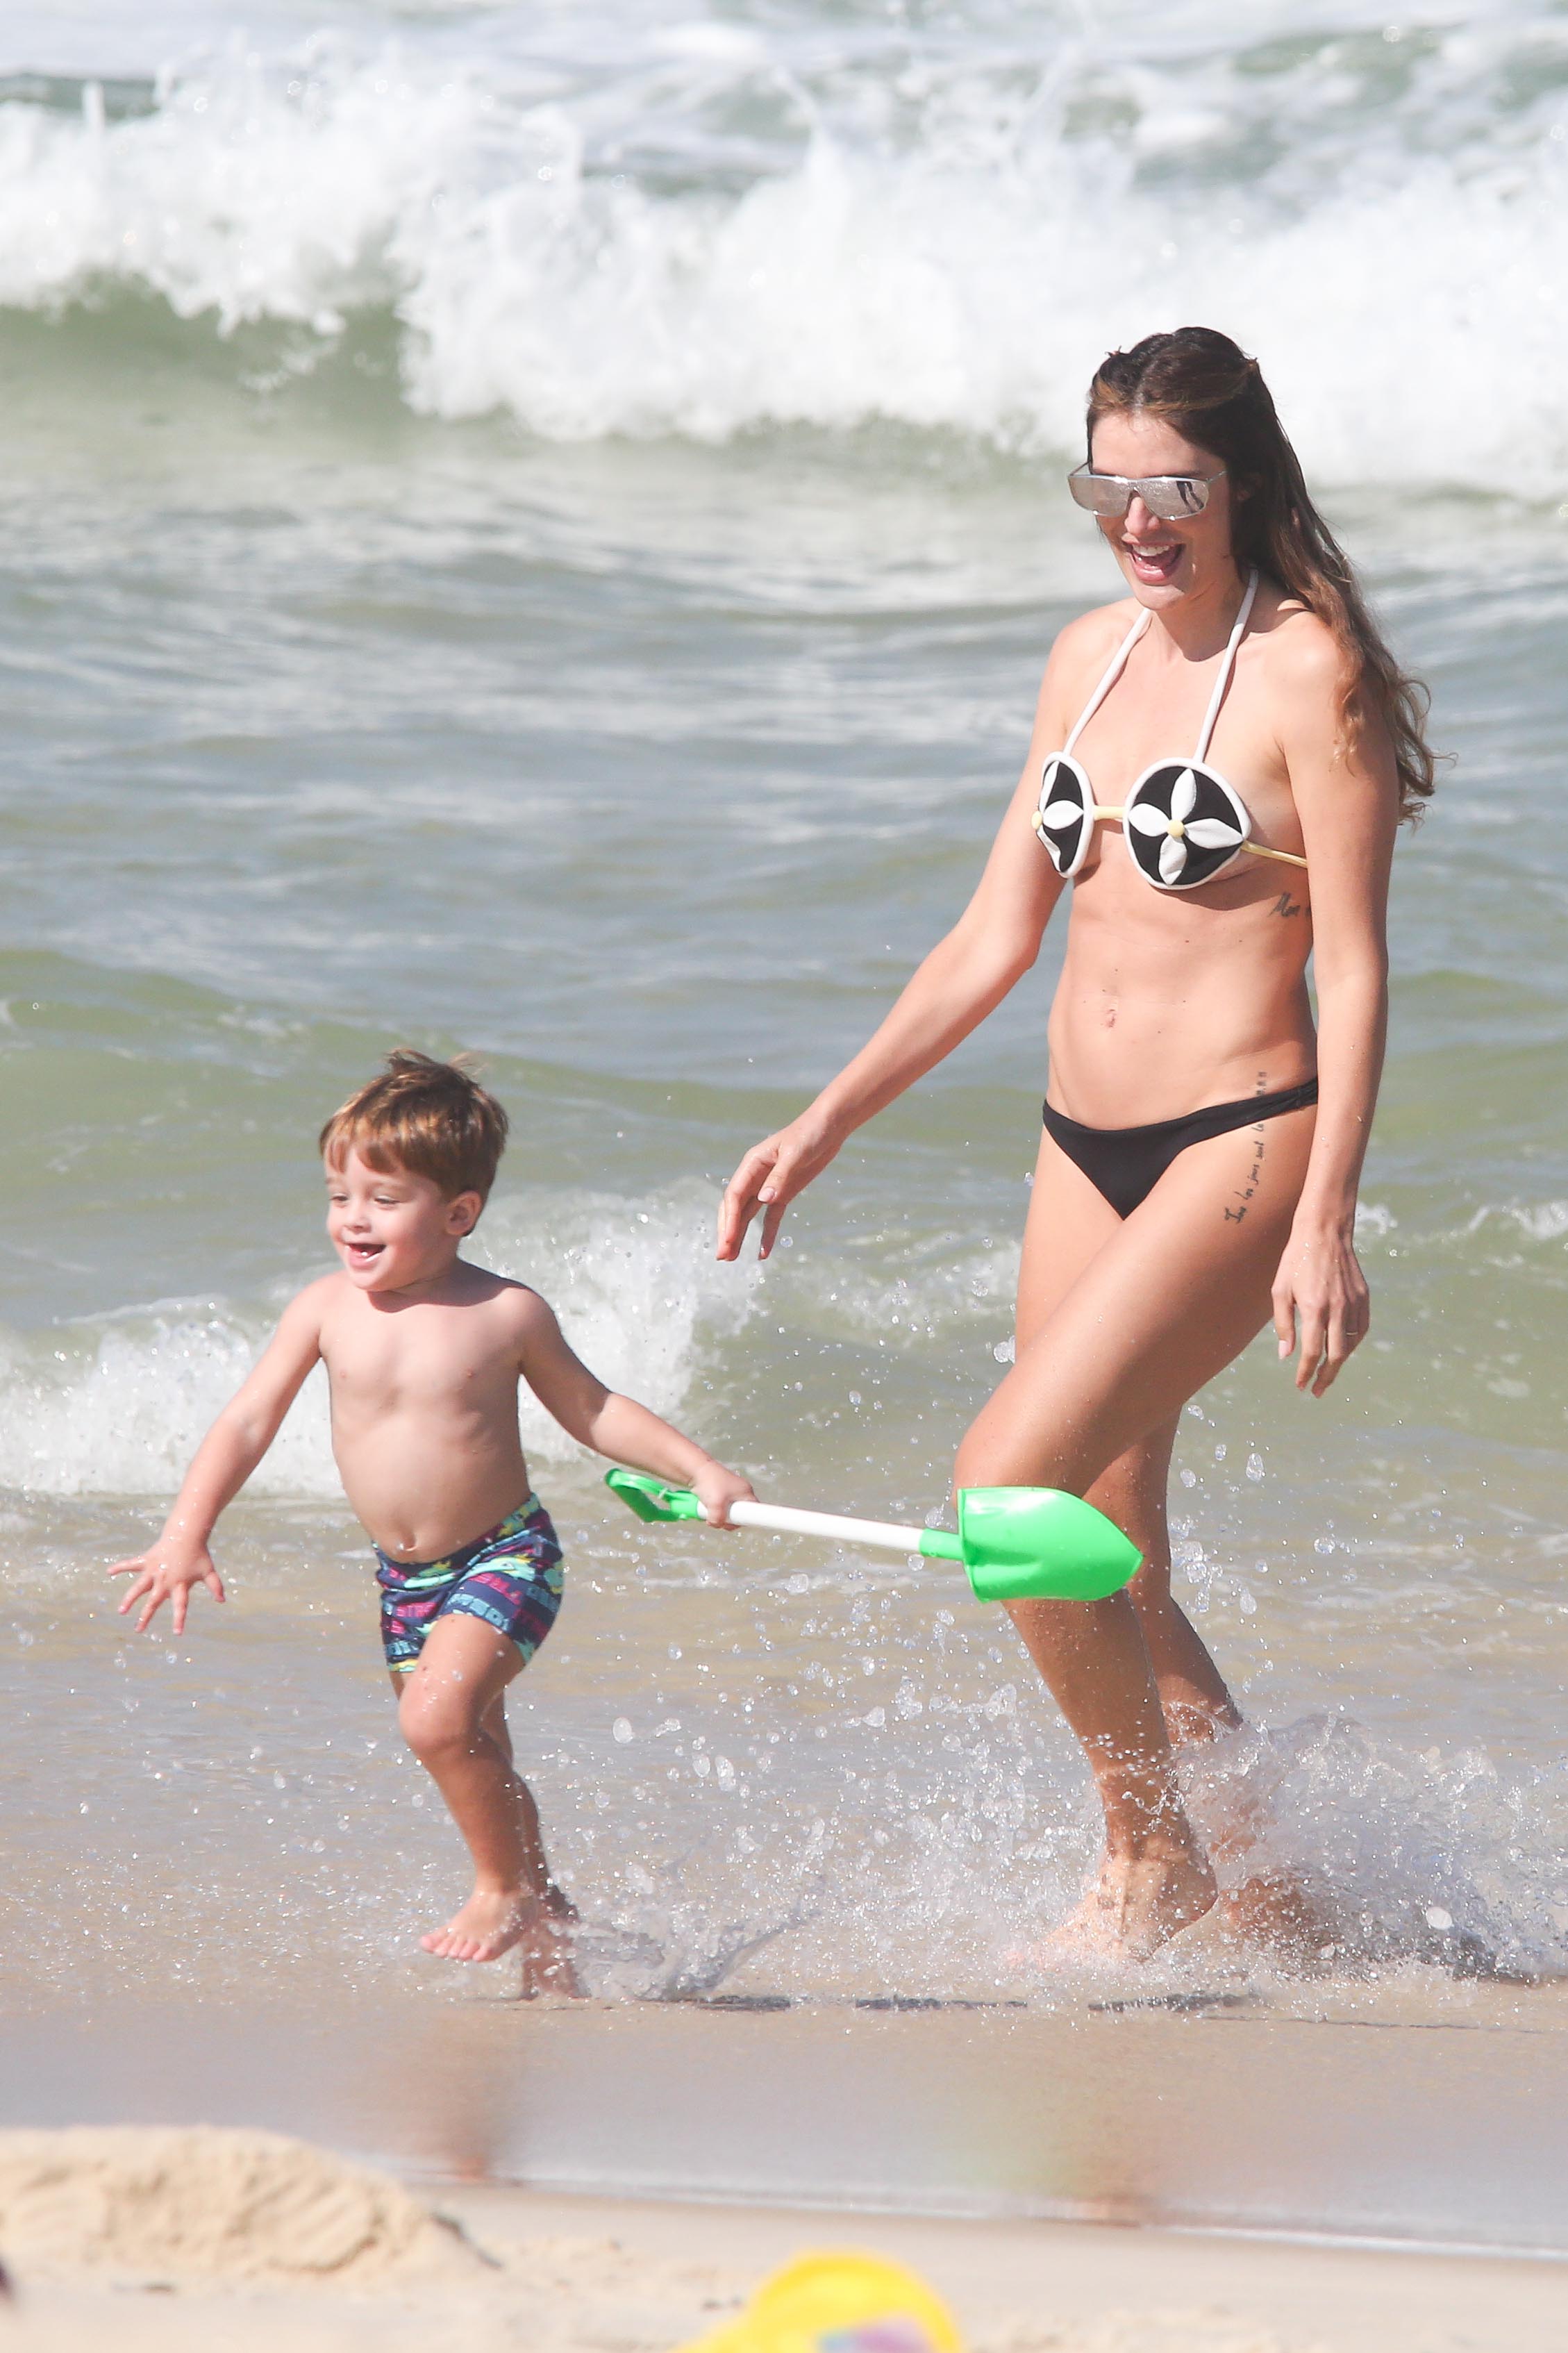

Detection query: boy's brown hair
(319, 1051), (508, 1203)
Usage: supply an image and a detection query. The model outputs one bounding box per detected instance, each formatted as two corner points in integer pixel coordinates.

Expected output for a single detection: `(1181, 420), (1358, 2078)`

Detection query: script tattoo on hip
(1224, 1072), (1271, 1224)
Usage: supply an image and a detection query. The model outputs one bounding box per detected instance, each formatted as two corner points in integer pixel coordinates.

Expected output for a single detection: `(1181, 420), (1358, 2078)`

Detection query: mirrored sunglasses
(1067, 463), (1226, 522)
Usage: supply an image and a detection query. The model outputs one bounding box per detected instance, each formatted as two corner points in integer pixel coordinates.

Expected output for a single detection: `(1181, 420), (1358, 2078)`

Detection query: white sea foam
(0, 1181), (760, 1498)
(476, 1178), (763, 1449)
(0, 1308), (337, 1500)
(1474, 1199), (1568, 1243)
(0, 12), (1564, 483)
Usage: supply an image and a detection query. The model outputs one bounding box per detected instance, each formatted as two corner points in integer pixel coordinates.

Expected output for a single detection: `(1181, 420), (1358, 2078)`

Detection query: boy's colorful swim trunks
(374, 1494), (564, 1677)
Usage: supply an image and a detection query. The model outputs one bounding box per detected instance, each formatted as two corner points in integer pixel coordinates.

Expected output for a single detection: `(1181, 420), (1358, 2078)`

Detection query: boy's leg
(475, 1688), (579, 1929)
(480, 1690), (513, 1766)
(396, 1615), (578, 1986)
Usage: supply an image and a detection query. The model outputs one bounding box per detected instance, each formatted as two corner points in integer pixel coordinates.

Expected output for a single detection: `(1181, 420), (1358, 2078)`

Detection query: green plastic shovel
(604, 1468), (1140, 1603)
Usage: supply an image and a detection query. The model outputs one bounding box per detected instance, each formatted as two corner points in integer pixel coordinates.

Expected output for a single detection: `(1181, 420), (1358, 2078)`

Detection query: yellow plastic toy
(674, 2248), (963, 2353)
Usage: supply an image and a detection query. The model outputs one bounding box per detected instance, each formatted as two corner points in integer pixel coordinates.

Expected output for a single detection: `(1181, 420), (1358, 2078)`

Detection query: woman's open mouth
(1124, 538), (1183, 584)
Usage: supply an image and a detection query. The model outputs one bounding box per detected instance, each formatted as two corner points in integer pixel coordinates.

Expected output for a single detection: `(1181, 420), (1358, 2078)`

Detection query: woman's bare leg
(1094, 1420), (1242, 1745)
(956, 1102), (1317, 1958)
(1014, 1142), (1242, 1748)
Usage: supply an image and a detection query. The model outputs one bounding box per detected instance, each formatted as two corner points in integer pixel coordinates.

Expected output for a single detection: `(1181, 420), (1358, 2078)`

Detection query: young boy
(111, 1051), (753, 1990)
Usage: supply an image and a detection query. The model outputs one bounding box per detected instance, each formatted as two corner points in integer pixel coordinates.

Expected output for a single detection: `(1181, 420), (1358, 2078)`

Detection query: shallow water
(0, 0), (1566, 2245)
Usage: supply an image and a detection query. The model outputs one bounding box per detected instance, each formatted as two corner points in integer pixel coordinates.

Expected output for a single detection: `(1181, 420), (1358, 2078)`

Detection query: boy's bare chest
(320, 1307), (515, 1417)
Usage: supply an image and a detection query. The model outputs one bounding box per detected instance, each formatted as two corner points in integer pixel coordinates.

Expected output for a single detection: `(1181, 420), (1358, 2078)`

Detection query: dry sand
(0, 2127), (1562, 2352)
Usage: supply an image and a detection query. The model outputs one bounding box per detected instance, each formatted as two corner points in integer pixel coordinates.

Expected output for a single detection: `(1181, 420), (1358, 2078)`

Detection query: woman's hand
(716, 1108), (844, 1261)
(1272, 1218), (1369, 1396)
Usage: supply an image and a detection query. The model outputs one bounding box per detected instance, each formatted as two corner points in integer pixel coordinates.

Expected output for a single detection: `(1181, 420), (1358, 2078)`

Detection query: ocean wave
(0, 15), (1565, 482)
(0, 1180), (760, 1498)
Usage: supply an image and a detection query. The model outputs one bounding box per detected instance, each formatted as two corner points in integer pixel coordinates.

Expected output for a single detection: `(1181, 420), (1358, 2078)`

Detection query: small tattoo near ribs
(1271, 892), (1303, 918)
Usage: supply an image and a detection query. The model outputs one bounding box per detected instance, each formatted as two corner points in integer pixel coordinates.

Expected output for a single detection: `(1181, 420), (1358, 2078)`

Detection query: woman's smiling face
(1087, 409), (1238, 608)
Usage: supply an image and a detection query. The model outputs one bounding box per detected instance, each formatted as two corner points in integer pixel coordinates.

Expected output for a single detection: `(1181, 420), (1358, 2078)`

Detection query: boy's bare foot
(422, 1886), (582, 1991)
(1042, 1842), (1219, 1966)
(422, 1886), (535, 1963)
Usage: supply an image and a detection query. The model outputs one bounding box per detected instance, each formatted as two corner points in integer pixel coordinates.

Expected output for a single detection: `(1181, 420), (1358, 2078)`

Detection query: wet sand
(1, 2128), (1563, 2353)
(3, 1984), (1567, 2254)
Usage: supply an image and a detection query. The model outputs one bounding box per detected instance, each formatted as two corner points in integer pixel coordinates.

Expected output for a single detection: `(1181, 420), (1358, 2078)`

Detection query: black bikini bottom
(1041, 1078), (1319, 1220)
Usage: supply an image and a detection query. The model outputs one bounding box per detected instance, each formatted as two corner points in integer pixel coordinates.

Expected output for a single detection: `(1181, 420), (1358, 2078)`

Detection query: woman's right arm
(717, 637), (1085, 1261)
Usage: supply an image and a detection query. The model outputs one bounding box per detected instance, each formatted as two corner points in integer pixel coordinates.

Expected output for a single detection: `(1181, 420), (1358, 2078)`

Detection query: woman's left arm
(1271, 624), (1401, 1397)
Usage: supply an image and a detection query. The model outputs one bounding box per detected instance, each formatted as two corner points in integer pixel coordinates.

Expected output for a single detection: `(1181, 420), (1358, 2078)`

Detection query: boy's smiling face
(324, 1146), (482, 1295)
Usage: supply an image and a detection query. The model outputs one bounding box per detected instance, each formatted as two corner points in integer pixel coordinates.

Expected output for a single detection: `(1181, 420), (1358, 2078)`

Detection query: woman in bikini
(716, 327), (1435, 1964)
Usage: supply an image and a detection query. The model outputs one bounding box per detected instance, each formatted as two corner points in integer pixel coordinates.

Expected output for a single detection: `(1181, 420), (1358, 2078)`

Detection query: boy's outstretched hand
(110, 1537), (226, 1634)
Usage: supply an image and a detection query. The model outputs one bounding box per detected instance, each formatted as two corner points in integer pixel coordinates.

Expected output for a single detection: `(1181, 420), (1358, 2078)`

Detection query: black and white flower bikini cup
(1035, 753), (1096, 878)
(1035, 754), (1253, 890)
(1122, 758), (1253, 888)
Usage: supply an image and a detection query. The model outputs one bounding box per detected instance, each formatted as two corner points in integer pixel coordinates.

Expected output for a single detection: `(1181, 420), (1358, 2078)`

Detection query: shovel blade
(604, 1467), (706, 1524)
(958, 1486), (1141, 1602)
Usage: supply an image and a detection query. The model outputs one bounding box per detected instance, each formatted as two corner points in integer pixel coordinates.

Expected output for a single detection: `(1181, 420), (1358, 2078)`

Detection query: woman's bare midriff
(1045, 845), (1318, 1126)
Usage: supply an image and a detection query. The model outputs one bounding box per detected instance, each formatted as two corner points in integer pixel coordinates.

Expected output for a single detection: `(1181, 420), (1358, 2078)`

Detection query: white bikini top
(1031, 569), (1308, 892)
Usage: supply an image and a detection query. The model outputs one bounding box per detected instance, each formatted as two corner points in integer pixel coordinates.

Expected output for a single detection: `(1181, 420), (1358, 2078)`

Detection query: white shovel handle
(726, 1498), (927, 1554)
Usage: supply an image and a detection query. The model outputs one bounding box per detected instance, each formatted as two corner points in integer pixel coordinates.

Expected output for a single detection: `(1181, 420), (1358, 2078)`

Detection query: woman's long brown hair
(1087, 327), (1435, 821)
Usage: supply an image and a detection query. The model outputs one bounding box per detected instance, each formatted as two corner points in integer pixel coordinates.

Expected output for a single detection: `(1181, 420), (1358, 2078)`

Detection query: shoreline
(6, 1986), (1565, 2259)
(405, 2168), (1568, 2268)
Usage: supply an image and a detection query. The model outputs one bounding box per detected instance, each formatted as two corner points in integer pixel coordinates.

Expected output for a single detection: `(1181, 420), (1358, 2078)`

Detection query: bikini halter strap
(1192, 568), (1260, 763)
(1062, 608), (1151, 755)
(1062, 567), (1260, 762)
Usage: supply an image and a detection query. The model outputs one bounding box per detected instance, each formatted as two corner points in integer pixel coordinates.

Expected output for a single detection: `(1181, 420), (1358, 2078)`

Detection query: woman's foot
(1215, 1868), (1340, 1969)
(1045, 1840), (1219, 1965)
(422, 1885), (582, 1990)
